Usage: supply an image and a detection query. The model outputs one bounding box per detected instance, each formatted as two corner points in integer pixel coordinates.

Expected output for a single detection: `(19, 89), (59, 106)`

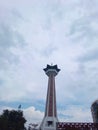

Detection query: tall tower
(40, 64), (60, 130)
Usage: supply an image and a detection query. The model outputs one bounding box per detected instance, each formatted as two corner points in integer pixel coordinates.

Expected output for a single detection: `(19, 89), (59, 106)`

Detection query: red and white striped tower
(40, 64), (60, 130)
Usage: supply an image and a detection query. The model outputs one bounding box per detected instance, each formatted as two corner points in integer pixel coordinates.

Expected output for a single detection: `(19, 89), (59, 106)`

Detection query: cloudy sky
(0, 0), (98, 126)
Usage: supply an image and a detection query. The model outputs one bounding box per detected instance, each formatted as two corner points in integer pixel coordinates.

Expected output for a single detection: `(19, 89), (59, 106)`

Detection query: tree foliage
(0, 109), (26, 130)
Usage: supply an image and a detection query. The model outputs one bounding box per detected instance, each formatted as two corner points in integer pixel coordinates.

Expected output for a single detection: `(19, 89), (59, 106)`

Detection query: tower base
(40, 116), (58, 130)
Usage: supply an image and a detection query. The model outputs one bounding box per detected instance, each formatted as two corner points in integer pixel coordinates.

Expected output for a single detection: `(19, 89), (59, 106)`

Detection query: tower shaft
(45, 74), (57, 117)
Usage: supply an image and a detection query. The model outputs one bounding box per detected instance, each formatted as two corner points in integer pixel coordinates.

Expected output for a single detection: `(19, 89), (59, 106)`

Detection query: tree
(0, 109), (26, 130)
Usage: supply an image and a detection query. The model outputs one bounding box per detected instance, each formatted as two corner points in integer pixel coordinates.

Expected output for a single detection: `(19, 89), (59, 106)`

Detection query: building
(40, 64), (60, 130)
(57, 122), (98, 130)
(91, 100), (98, 123)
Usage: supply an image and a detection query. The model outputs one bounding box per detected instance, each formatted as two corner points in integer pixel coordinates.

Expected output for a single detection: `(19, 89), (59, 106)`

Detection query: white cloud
(24, 106), (44, 126)
(58, 105), (92, 122)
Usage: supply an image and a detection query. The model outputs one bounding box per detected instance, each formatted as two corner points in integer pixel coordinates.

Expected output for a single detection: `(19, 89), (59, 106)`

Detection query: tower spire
(40, 64), (60, 130)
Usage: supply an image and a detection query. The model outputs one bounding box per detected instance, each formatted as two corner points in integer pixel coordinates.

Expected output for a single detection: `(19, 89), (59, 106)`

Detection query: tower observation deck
(40, 64), (60, 130)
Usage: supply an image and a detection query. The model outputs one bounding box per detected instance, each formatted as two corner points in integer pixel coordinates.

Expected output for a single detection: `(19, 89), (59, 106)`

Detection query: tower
(91, 100), (98, 123)
(40, 64), (60, 130)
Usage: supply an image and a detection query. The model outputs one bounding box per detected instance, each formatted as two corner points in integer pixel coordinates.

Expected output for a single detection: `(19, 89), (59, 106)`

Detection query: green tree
(0, 109), (26, 130)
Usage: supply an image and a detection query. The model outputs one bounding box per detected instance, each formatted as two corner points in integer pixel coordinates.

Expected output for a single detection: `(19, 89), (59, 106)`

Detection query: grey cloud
(0, 21), (25, 47)
(11, 9), (24, 21)
(68, 17), (98, 43)
(0, 24), (14, 47)
(0, 23), (25, 69)
(78, 49), (98, 62)
(0, 79), (4, 85)
(41, 45), (57, 57)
